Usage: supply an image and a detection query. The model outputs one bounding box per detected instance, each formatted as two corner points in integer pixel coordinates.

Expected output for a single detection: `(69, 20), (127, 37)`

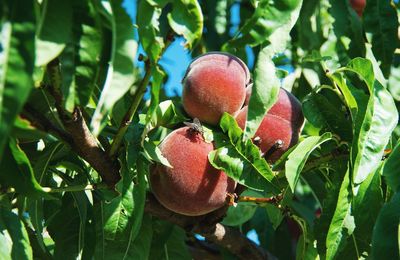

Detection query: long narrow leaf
(0, 0), (36, 157)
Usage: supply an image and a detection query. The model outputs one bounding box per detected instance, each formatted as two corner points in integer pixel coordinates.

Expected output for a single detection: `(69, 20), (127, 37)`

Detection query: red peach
(150, 127), (236, 216)
(182, 52), (250, 125)
(245, 87), (304, 129)
(235, 106), (301, 162)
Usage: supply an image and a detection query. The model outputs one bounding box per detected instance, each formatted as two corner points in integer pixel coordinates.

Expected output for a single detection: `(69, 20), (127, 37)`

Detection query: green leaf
(371, 191), (400, 259)
(90, 0), (137, 136)
(167, 0), (203, 49)
(95, 214), (153, 260)
(285, 133), (333, 192)
(329, 0), (365, 61)
(208, 113), (278, 193)
(222, 0), (303, 50)
(363, 0), (399, 77)
(27, 142), (63, 254)
(0, 207), (33, 260)
(342, 58), (398, 185)
(0, 139), (50, 198)
(326, 170), (354, 260)
(352, 167), (383, 254)
(157, 226), (191, 260)
(122, 215), (153, 260)
(245, 48), (280, 139)
(137, 0), (164, 62)
(383, 140), (400, 192)
(35, 0), (72, 66)
(100, 159), (146, 241)
(265, 204), (284, 229)
(60, 0), (103, 109)
(95, 156), (146, 259)
(314, 165), (348, 257)
(151, 100), (188, 128)
(388, 64), (400, 101)
(138, 0), (203, 58)
(0, 0), (36, 158)
(149, 220), (174, 260)
(145, 65), (165, 126)
(302, 89), (352, 142)
(47, 192), (94, 259)
(143, 140), (171, 167)
(295, 0), (323, 50)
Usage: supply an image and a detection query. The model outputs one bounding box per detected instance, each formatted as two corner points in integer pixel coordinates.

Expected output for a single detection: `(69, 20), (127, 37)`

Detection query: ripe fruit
(182, 52), (250, 125)
(150, 126), (236, 216)
(349, 0), (366, 16)
(235, 106), (299, 162)
(236, 88), (304, 162)
(245, 87), (304, 129)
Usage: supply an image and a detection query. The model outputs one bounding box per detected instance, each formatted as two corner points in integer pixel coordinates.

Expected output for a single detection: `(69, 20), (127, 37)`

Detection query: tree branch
(63, 108), (120, 187)
(22, 104), (73, 144)
(39, 59), (121, 187)
(145, 193), (275, 260)
(22, 104), (120, 187)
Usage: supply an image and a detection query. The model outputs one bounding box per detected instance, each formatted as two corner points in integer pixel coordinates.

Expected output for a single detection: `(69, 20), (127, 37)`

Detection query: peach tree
(0, 0), (400, 259)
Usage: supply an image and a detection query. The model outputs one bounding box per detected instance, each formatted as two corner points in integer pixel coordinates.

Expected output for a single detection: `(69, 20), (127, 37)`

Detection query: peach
(349, 0), (365, 16)
(245, 87), (304, 129)
(150, 126), (236, 216)
(182, 52), (250, 125)
(235, 106), (299, 162)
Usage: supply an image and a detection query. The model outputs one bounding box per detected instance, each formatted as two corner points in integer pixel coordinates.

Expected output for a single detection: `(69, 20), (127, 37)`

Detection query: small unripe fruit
(182, 52), (250, 125)
(150, 127), (236, 216)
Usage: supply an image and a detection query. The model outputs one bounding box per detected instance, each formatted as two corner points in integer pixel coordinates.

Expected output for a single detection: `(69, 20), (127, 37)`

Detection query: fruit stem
(238, 195), (282, 205)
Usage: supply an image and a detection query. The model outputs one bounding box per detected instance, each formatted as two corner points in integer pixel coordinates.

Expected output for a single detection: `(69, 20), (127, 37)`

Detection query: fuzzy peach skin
(182, 52), (250, 125)
(150, 127), (236, 216)
(245, 87), (304, 129)
(235, 106), (302, 162)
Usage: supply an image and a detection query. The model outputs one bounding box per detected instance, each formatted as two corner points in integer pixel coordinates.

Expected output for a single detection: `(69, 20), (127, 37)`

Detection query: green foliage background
(1, 0), (400, 259)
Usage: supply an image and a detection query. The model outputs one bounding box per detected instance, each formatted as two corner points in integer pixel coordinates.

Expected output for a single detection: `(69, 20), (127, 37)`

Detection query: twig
(108, 58), (152, 158)
(61, 108), (120, 187)
(145, 193), (274, 260)
(22, 104), (72, 143)
(45, 59), (120, 187)
(108, 32), (175, 158)
(238, 194), (282, 205)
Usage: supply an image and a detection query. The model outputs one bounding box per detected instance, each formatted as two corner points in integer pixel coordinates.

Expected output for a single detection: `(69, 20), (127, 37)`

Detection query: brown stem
(238, 194), (283, 205)
(145, 193), (274, 260)
(45, 59), (120, 187)
(22, 104), (72, 143)
(61, 108), (120, 187)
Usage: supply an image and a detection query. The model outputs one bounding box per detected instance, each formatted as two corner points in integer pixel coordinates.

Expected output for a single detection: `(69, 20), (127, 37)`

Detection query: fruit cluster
(150, 52), (304, 216)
